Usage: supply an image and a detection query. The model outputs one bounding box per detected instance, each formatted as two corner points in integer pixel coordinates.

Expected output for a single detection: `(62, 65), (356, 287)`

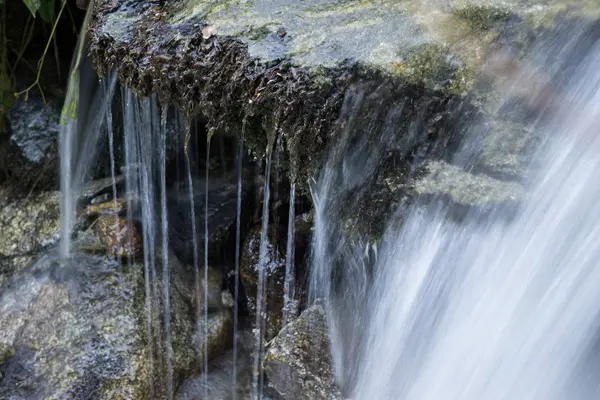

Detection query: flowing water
(311, 22), (600, 400)
(232, 123), (245, 399)
(252, 140), (275, 399)
(54, 7), (600, 400)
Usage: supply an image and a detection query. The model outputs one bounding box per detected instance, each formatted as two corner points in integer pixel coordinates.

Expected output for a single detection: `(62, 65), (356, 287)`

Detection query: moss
(392, 43), (458, 92)
(452, 5), (511, 30)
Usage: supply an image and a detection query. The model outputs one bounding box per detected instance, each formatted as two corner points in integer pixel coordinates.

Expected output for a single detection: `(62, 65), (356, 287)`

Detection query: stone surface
(2, 93), (61, 190)
(191, 308), (234, 369)
(178, 330), (255, 400)
(0, 191), (63, 283)
(0, 249), (194, 400)
(264, 303), (342, 400)
(414, 160), (525, 207)
(93, 215), (143, 258)
(240, 224), (287, 342)
(167, 175), (248, 266)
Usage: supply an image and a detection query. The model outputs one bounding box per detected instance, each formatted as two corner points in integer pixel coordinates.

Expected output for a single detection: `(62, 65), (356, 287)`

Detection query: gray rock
(6, 94), (61, 165)
(476, 120), (544, 180)
(0, 191), (62, 283)
(414, 160), (525, 207)
(192, 309), (234, 368)
(0, 191), (60, 257)
(2, 94), (61, 190)
(0, 247), (196, 400)
(264, 303), (342, 400)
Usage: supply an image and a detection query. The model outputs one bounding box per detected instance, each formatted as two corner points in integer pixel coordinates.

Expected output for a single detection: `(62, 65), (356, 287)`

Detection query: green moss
(245, 24), (273, 40)
(392, 43), (456, 90)
(452, 5), (511, 30)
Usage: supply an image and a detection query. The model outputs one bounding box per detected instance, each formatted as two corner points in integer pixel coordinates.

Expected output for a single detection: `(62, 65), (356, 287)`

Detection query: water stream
(310, 22), (600, 400)
(52, 7), (600, 400)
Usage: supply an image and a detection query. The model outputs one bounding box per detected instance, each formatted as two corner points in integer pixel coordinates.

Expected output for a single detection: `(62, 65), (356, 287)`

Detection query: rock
(2, 93), (61, 190)
(0, 190), (63, 282)
(474, 120), (544, 180)
(192, 309), (234, 369)
(167, 176), (248, 266)
(240, 224), (287, 341)
(414, 160), (525, 207)
(0, 342), (15, 365)
(0, 249), (195, 400)
(93, 215), (143, 259)
(264, 303), (342, 400)
(178, 330), (255, 400)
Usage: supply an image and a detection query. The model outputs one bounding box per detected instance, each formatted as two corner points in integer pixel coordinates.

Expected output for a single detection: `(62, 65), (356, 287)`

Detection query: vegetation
(0, 0), (75, 133)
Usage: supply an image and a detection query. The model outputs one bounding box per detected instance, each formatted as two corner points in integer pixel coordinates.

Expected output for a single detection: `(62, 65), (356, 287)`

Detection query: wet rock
(414, 160), (525, 207)
(0, 191), (61, 257)
(0, 249), (195, 400)
(192, 308), (234, 371)
(167, 176), (248, 266)
(94, 215), (143, 259)
(264, 303), (342, 400)
(2, 94), (61, 190)
(0, 191), (63, 281)
(475, 120), (544, 180)
(240, 224), (287, 341)
(178, 330), (255, 400)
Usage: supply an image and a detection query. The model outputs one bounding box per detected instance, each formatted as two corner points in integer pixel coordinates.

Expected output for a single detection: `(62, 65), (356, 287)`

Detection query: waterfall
(310, 22), (600, 400)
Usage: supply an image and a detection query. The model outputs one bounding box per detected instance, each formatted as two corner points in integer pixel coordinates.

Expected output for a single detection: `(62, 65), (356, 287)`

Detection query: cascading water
(311, 21), (600, 400)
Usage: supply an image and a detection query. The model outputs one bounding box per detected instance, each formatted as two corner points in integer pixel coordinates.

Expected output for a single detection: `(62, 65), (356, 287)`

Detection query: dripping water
(282, 175), (296, 328)
(122, 88), (156, 398)
(203, 135), (212, 399)
(160, 108), (173, 400)
(184, 124), (202, 371)
(252, 138), (275, 399)
(232, 122), (245, 400)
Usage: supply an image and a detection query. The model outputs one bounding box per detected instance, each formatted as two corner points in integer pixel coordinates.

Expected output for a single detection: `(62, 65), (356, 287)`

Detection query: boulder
(2, 93), (61, 190)
(0, 249), (193, 400)
(0, 190), (62, 283)
(264, 303), (342, 400)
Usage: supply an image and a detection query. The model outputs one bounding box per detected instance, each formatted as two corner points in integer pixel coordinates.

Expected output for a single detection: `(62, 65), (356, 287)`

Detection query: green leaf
(38, 0), (56, 23)
(22, 0), (42, 17)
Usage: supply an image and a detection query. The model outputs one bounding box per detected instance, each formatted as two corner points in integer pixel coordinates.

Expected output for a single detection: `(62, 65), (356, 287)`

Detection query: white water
(312, 27), (600, 400)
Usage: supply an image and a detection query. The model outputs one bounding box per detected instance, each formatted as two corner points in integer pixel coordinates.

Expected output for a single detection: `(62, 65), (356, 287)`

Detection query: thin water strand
(252, 143), (274, 399)
(105, 80), (120, 252)
(122, 89), (154, 398)
(203, 136), (212, 399)
(184, 125), (202, 368)
(232, 123), (245, 400)
(160, 108), (173, 400)
(282, 178), (296, 327)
